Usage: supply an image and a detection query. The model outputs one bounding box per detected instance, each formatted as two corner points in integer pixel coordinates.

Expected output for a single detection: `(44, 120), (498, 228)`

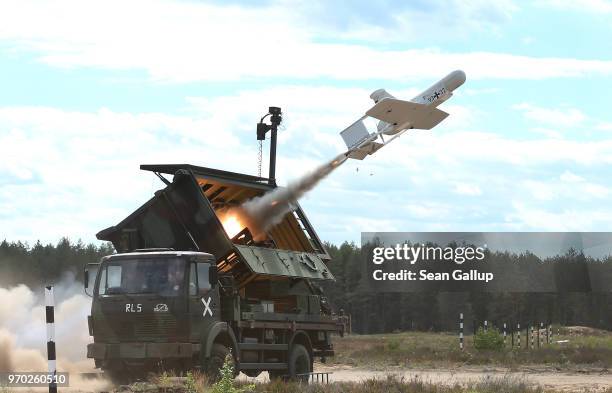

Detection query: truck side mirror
(209, 265), (219, 287)
(84, 269), (94, 297)
(84, 263), (100, 297)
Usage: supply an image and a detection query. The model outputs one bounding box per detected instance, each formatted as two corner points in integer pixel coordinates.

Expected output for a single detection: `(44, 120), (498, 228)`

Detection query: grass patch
(473, 328), (504, 351)
(119, 374), (612, 393)
(328, 328), (612, 369)
(210, 355), (254, 393)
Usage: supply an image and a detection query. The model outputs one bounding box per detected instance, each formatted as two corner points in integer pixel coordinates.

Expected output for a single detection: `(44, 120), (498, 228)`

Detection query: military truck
(84, 164), (344, 381)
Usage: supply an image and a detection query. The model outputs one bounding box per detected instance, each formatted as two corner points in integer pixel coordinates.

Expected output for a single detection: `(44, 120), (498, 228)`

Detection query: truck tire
(204, 343), (234, 382)
(288, 344), (312, 382)
(105, 367), (139, 385)
(268, 370), (286, 380)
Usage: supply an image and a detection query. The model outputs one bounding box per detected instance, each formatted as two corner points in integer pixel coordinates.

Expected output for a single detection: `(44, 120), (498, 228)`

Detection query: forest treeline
(0, 238), (114, 288)
(321, 242), (612, 333)
(1, 238), (611, 332)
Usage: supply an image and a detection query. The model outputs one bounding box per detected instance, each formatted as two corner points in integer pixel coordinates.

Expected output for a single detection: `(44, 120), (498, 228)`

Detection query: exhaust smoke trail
(0, 277), (111, 390)
(224, 153), (348, 240)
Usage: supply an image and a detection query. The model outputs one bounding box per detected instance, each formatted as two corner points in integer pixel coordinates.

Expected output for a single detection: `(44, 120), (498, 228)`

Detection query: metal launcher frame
(96, 164), (333, 289)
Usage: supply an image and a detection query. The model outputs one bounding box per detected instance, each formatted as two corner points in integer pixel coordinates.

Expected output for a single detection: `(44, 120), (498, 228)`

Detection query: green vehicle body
(85, 164), (344, 379)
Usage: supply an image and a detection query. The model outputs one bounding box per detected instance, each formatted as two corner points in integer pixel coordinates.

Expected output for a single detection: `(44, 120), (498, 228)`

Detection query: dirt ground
(319, 365), (612, 392)
(239, 365), (612, 392)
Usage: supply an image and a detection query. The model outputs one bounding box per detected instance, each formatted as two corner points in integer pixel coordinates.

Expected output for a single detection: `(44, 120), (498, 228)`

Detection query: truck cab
(87, 164), (344, 382)
(86, 250), (222, 380)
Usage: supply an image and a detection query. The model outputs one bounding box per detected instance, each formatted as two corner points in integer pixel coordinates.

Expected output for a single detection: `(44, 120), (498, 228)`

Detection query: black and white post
(45, 285), (57, 393)
(549, 323), (552, 344)
(503, 323), (507, 346)
(459, 313), (464, 350)
(517, 322), (521, 348)
(484, 320), (488, 332)
(530, 324), (534, 350)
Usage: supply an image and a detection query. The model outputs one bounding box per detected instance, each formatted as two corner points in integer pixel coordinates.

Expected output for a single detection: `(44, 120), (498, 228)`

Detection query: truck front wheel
(288, 344), (312, 382)
(203, 343), (234, 381)
(104, 368), (130, 385)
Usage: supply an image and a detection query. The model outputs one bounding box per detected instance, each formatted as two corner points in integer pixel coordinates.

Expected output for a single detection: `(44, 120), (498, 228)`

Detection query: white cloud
(560, 170), (585, 182)
(303, 0), (519, 42)
(530, 127), (563, 139)
(513, 103), (586, 127)
(541, 0), (612, 13)
(0, 105), (257, 243)
(0, 1), (611, 82)
(464, 87), (501, 96)
(2, 1), (612, 246)
(582, 183), (610, 198)
(596, 122), (612, 131)
(453, 183), (482, 196)
(522, 36), (535, 45)
(0, 84), (388, 243)
(439, 104), (479, 129)
(386, 130), (612, 167)
(506, 202), (612, 231)
(523, 180), (556, 201)
(4, 85), (612, 245)
(402, 202), (454, 220)
(522, 175), (609, 202)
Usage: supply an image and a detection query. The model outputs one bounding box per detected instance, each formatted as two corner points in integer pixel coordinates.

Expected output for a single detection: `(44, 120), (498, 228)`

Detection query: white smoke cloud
(0, 277), (105, 379)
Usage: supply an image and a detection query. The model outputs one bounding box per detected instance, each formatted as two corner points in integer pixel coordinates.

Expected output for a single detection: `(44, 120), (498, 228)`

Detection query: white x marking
(201, 296), (213, 317)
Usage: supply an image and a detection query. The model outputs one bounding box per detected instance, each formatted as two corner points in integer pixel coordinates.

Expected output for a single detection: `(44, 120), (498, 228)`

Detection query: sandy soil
(321, 366), (612, 392)
(240, 365), (612, 392)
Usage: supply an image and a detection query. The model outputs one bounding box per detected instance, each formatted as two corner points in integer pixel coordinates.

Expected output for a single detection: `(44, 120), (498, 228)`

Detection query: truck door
(188, 261), (220, 342)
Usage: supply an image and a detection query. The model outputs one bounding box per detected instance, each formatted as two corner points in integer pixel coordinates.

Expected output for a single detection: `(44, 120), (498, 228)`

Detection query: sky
(1, 0), (612, 247)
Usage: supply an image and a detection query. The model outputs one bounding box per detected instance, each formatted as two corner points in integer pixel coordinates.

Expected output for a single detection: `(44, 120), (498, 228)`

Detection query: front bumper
(87, 342), (199, 359)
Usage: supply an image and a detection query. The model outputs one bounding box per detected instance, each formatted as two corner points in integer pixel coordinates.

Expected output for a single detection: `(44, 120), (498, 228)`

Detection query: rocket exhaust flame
(220, 214), (244, 239)
(222, 153), (348, 241)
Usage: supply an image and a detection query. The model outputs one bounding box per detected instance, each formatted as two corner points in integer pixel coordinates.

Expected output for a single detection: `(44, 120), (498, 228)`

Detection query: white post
(549, 323), (552, 344)
(45, 286), (57, 393)
(459, 313), (464, 350)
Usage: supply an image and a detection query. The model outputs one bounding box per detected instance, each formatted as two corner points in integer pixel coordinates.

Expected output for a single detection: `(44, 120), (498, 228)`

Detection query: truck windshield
(97, 258), (186, 296)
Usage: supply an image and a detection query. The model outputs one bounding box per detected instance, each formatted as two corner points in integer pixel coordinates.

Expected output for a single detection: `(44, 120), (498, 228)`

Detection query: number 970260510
(1, 372), (69, 387)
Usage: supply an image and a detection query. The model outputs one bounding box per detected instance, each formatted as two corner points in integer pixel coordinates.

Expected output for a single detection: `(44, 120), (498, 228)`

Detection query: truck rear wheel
(204, 343), (235, 382)
(104, 368), (129, 385)
(268, 370), (286, 380)
(105, 366), (145, 385)
(288, 344), (312, 382)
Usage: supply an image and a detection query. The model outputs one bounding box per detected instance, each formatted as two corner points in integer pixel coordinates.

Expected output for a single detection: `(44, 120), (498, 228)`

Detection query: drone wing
(366, 98), (449, 132)
(339, 98), (450, 161)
